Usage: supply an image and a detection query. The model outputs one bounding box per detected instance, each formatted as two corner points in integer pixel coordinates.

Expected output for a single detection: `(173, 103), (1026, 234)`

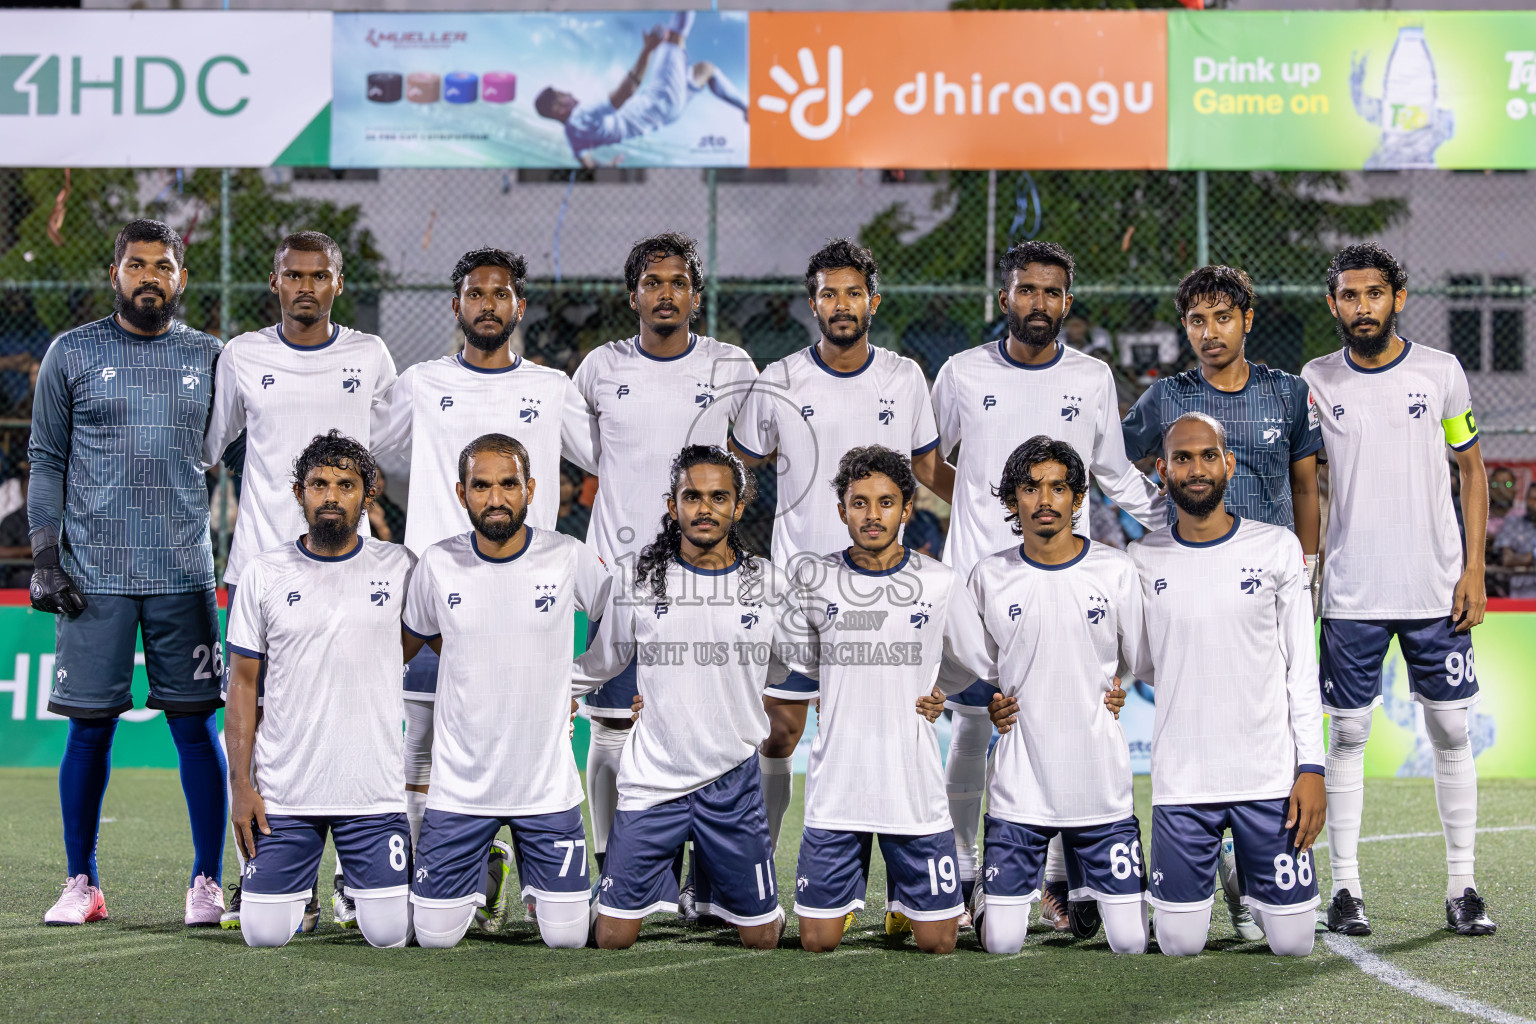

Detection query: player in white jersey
(929, 240), (1162, 924)
(373, 248), (597, 923)
(786, 446), (990, 954)
(572, 233), (758, 886)
(225, 432), (416, 949)
(1126, 413), (1325, 957)
(402, 434), (612, 949)
(575, 445), (794, 950)
(203, 232), (397, 931)
(731, 239), (945, 858)
(1302, 243), (1495, 937)
(965, 437), (1148, 955)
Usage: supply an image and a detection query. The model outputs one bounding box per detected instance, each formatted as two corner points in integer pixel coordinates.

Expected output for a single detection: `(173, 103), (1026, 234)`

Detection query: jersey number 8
(1273, 850), (1312, 891)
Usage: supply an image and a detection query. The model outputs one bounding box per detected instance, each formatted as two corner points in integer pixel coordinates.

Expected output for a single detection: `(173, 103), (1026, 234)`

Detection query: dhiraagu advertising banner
(1168, 11), (1536, 170)
(330, 11), (749, 168)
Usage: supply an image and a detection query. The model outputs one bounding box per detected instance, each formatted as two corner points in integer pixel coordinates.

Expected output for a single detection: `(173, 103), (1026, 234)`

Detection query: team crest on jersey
(654, 602), (669, 618)
(1408, 392), (1429, 419)
(243, 861), (258, 879)
(287, 591), (302, 605)
(370, 581), (392, 606)
(1152, 870), (1163, 886)
(1008, 603), (1021, 621)
(415, 867), (428, 883)
(342, 369), (362, 394)
(520, 397), (542, 423)
(182, 373), (198, 391)
(261, 373), (275, 389)
(447, 593), (462, 609)
(101, 367), (116, 382)
(56, 666), (67, 684)
(878, 398), (896, 425)
(695, 382), (717, 409)
(796, 876), (809, 892)
(600, 875), (614, 892)
(616, 384), (631, 399)
(534, 584), (558, 612)
(1086, 595), (1107, 625)
(1239, 569), (1262, 595)
(909, 602), (932, 629)
(1060, 395), (1082, 422)
(1261, 427), (1281, 445)
(440, 396), (454, 410)
(982, 395), (997, 411)
(800, 405), (815, 420)
(1153, 579), (1167, 595)
(985, 864), (1000, 882)
(740, 609), (760, 630)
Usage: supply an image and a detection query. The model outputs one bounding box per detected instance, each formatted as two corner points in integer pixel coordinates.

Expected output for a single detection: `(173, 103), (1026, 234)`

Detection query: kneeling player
(971, 437), (1149, 955)
(788, 446), (991, 955)
(1129, 414), (1325, 957)
(576, 446), (794, 950)
(403, 434), (611, 949)
(226, 432), (416, 949)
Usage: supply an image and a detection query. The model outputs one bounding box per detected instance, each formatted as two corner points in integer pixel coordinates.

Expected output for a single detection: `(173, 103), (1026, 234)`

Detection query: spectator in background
(0, 463), (31, 587)
(1086, 481), (1128, 550)
(1494, 481), (1536, 599)
(556, 461), (591, 540)
(904, 505), (945, 559)
(901, 298), (970, 381)
(1060, 308), (1113, 360)
(367, 466), (406, 544)
(1487, 466), (1518, 541)
(740, 295), (810, 370)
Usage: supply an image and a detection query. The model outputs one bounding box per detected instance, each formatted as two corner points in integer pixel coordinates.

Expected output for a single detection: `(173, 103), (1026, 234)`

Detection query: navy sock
(961, 878), (976, 904)
(166, 711), (228, 886)
(60, 717), (118, 886)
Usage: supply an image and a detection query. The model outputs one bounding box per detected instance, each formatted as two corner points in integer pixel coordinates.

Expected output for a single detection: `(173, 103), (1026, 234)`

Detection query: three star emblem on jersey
(740, 611), (760, 630)
(182, 374), (198, 391)
(1409, 392), (1429, 419)
(287, 591), (302, 605)
(342, 371), (361, 394)
(695, 383), (717, 409)
(534, 584), (557, 612)
(909, 602), (931, 629)
(1086, 595), (1107, 625)
(1060, 395), (1082, 421)
(878, 398), (896, 425)
(1261, 427), (1282, 445)
(370, 582), (392, 606)
(520, 398), (542, 423)
(439, 396), (454, 410)
(1239, 569), (1262, 595)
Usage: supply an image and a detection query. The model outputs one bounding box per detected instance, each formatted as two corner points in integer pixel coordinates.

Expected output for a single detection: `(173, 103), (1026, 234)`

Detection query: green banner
(1169, 11), (1536, 170)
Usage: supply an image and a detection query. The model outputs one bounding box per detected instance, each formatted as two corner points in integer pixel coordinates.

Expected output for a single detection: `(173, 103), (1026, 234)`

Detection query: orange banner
(748, 11), (1167, 169)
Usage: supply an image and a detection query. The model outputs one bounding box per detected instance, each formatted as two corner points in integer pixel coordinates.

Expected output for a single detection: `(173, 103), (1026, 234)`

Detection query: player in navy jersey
(29, 220), (228, 927)
(1121, 265), (1322, 940)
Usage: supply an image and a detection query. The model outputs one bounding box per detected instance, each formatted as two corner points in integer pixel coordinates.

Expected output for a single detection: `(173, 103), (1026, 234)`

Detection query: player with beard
(571, 233), (757, 899)
(1128, 413), (1325, 957)
(374, 247), (596, 929)
(1302, 243), (1495, 937)
(927, 240), (1162, 929)
(31, 220), (228, 928)
(404, 434), (610, 950)
(731, 239), (945, 864)
(575, 445), (798, 950)
(203, 231), (397, 931)
(226, 431), (416, 949)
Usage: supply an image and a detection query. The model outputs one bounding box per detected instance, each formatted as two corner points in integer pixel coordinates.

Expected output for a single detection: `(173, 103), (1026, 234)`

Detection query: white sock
(354, 893), (411, 949)
(1043, 834), (1068, 884)
(587, 719), (628, 858)
(1153, 907), (1211, 957)
(978, 898), (1032, 954)
(403, 698), (435, 788)
(242, 898), (305, 948)
(406, 790), (428, 851)
(1423, 706), (1478, 898)
(944, 711), (990, 882)
(1325, 713), (1371, 899)
(760, 754), (794, 856)
(1257, 909), (1316, 956)
(414, 903), (476, 948)
(1101, 900), (1149, 954)
(537, 898), (592, 949)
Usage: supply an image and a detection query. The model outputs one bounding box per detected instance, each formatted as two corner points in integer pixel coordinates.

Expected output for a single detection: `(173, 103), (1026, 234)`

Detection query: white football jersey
(373, 353), (598, 555)
(1302, 342), (1477, 619)
(965, 541), (1145, 827)
(932, 341), (1162, 581)
(402, 529), (612, 818)
(202, 324), (397, 586)
(226, 538), (415, 816)
(787, 549), (991, 835)
(573, 334), (758, 570)
(1128, 517), (1324, 806)
(734, 345), (940, 566)
(574, 555), (799, 812)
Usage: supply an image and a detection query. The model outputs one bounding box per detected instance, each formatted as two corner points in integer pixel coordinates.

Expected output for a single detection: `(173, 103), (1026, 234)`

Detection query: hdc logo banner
(0, 11), (332, 168)
(747, 11), (1167, 170)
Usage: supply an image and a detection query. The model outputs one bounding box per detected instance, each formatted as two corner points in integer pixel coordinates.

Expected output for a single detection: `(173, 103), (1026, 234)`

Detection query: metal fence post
(219, 168), (232, 340)
(1196, 169), (1209, 269)
(706, 167), (718, 340)
(984, 169), (997, 323)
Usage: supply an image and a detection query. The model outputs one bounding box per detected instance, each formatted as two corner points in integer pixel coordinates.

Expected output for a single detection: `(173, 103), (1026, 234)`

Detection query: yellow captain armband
(1443, 408), (1478, 451)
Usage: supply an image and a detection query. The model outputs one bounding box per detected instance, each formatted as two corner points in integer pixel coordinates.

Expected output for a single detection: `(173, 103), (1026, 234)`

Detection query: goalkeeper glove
(30, 537), (87, 617)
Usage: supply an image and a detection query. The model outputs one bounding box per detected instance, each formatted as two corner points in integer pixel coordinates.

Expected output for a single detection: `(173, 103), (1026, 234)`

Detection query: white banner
(0, 11), (332, 167)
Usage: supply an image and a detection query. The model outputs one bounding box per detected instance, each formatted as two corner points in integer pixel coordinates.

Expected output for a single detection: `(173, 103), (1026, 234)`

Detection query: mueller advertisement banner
(1168, 11), (1536, 170)
(0, 11), (332, 168)
(746, 11), (1168, 170)
(330, 11), (750, 168)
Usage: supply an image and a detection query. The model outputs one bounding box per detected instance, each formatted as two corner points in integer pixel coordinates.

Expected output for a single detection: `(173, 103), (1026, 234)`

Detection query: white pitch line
(1323, 934), (1535, 1024)
(530, 950), (762, 989)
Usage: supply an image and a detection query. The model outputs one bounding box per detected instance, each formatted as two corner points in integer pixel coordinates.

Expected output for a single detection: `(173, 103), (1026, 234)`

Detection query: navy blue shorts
(403, 645), (439, 699)
(763, 668), (818, 702)
(1320, 617), (1478, 716)
(982, 815), (1146, 907)
(598, 756), (780, 927)
(794, 827), (963, 921)
(1148, 801), (1318, 916)
(944, 678), (996, 713)
(242, 813), (411, 903)
(51, 590), (222, 718)
(585, 655), (638, 719)
(412, 806), (590, 909)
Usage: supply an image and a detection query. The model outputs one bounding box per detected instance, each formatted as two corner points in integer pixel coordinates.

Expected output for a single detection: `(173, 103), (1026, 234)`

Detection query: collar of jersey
(473, 529), (532, 563)
(996, 338), (1064, 371)
(1343, 339), (1412, 375)
(1195, 360), (1257, 396)
(1172, 514), (1242, 548)
(295, 537), (362, 562)
(1019, 537), (1090, 571)
(276, 323), (340, 352)
(635, 334), (697, 362)
(841, 546), (910, 576)
(678, 554), (740, 576)
(456, 352), (522, 374)
(809, 343), (875, 378)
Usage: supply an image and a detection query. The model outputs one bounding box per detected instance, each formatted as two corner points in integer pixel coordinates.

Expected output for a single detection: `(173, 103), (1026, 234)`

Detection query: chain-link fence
(2, 166), (1533, 588)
